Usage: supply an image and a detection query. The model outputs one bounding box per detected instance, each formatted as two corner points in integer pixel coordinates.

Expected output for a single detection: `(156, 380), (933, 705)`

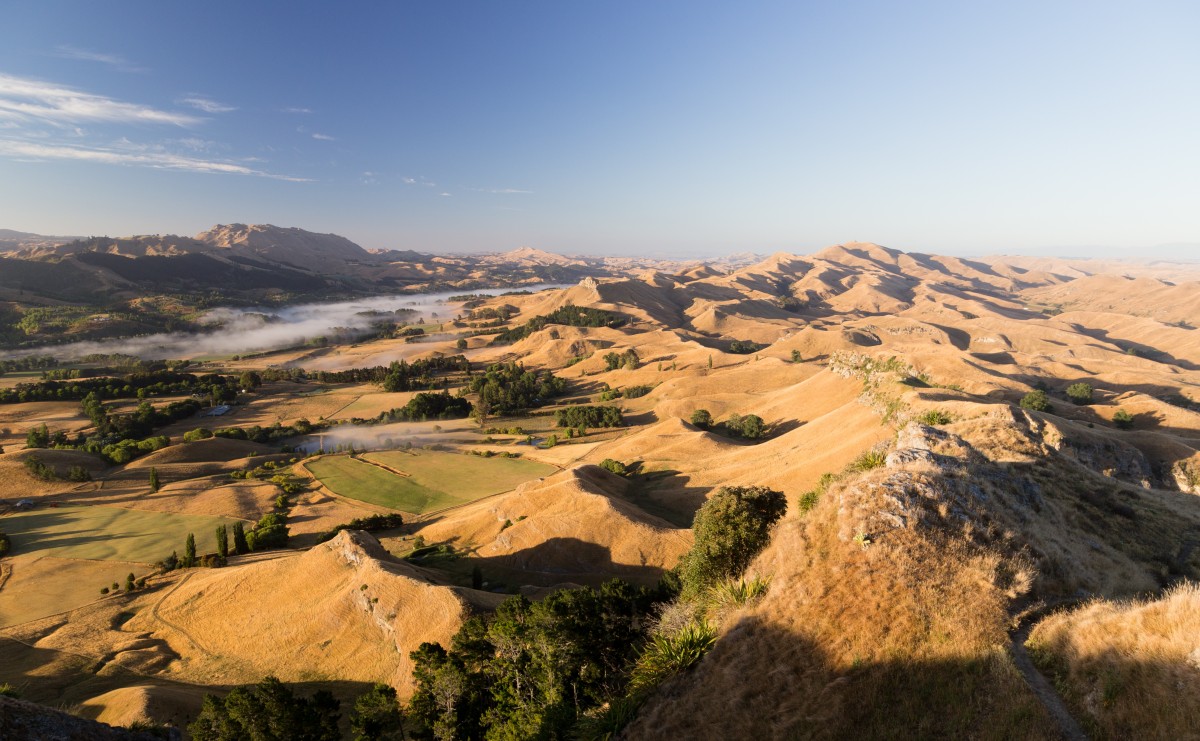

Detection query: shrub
(183, 427), (213, 442)
(690, 409), (713, 429)
(624, 384), (654, 399)
(790, 349), (803, 363)
(848, 449), (887, 472)
(628, 622), (718, 694)
(679, 486), (787, 598)
(599, 458), (629, 476)
(1020, 389), (1052, 412)
(917, 409), (953, 426)
(728, 340), (758, 354)
(23, 455), (56, 481)
(1113, 408), (1134, 430)
(1066, 382), (1094, 406)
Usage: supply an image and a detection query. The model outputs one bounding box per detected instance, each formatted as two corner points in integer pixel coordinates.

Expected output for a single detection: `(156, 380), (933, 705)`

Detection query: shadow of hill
(0, 636), (377, 736)
(628, 615), (1063, 740)
(465, 537), (668, 589)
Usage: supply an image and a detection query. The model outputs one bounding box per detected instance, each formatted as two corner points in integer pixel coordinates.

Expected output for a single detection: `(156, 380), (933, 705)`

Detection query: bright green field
(1, 506), (238, 563)
(308, 450), (556, 514)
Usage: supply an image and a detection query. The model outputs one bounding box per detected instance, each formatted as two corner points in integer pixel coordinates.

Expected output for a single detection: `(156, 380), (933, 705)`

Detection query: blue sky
(0, 1), (1197, 259)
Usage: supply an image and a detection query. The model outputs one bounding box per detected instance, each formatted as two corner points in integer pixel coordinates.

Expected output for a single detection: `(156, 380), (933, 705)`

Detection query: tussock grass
(1027, 582), (1200, 739)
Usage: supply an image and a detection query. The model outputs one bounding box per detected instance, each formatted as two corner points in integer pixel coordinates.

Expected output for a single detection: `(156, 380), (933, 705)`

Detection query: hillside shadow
(0, 636), (379, 736)
(465, 537), (669, 589)
(628, 615), (1072, 740)
(1066, 325), (1199, 370)
(631, 469), (710, 527)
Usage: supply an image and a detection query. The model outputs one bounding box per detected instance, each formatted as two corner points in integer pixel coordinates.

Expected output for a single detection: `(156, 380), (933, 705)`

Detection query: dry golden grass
(627, 455), (1056, 740)
(135, 531), (498, 695)
(1026, 583), (1200, 740)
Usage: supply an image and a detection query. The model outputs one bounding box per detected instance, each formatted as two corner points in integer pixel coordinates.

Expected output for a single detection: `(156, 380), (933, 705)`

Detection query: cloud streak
(0, 73), (199, 126)
(52, 45), (145, 73)
(0, 139), (312, 181)
(311, 132), (336, 141)
(179, 95), (236, 113)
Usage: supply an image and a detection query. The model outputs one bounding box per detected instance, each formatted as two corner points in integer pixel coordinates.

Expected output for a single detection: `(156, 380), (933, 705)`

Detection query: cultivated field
(1, 505), (239, 563)
(307, 450), (555, 514)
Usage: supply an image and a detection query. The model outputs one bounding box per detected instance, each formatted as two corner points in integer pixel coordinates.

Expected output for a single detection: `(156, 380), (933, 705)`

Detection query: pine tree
(125, 572), (135, 592)
(232, 522), (249, 555)
(216, 524), (228, 559)
(149, 467), (160, 492)
(184, 532), (196, 568)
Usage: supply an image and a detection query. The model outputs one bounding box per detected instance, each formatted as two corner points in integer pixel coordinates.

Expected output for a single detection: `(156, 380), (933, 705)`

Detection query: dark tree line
(0, 369), (235, 404)
(555, 404), (623, 429)
(490, 304), (628, 345)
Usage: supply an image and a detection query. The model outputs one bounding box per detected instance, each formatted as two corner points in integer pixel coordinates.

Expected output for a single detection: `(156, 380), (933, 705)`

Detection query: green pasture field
(1, 506), (239, 563)
(307, 449), (555, 514)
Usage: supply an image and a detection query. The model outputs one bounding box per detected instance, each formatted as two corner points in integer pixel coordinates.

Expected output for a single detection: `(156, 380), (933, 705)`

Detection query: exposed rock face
(0, 695), (176, 741)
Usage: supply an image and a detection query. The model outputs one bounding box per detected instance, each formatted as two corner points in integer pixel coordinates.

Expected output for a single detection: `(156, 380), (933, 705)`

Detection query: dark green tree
(1020, 389), (1052, 412)
(232, 522), (249, 555)
(1066, 382), (1094, 406)
(149, 466), (160, 492)
(184, 533), (197, 568)
(25, 423), (50, 449)
(679, 486), (787, 598)
(689, 409), (712, 429)
(351, 683), (404, 741)
(125, 572), (135, 593)
(216, 524), (229, 559)
(1113, 408), (1134, 430)
(738, 414), (765, 440)
(189, 676), (340, 741)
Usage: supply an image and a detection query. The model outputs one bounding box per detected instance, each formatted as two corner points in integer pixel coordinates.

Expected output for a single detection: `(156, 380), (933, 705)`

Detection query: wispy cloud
(179, 95), (236, 114)
(440, 192), (452, 197)
(0, 73), (199, 126)
(52, 45), (145, 73)
(0, 73), (305, 181)
(403, 175), (438, 188)
(0, 138), (311, 181)
(281, 106), (312, 114)
(311, 132), (336, 141)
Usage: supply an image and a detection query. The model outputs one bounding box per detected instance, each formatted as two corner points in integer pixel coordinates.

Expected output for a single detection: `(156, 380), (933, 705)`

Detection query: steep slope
(131, 531), (498, 695)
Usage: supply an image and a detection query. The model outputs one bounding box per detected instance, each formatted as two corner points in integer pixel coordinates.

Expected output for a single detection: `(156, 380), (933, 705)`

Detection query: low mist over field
(12, 286), (563, 361)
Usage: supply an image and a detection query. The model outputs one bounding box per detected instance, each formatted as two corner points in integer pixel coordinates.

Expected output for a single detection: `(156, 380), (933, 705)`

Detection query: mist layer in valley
(11, 285), (566, 362)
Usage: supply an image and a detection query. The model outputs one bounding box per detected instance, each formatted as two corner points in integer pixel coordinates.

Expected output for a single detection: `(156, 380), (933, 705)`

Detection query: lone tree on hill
(149, 467), (160, 492)
(690, 409), (713, 429)
(1020, 389), (1052, 412)
(680, 485), (787, 598)
(1113, 408), (1134, 430)
(1067, 382), (1094, 406)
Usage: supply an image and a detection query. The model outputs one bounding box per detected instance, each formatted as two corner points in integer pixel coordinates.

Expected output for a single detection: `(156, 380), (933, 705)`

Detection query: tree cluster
(408, 580), (662, 739)
(490, 304), (628, 344)
(317, 513), (405, 543)
(467, 362), (566, 415)
(603, 349), (640, 370)
(372, 391), (473, 422)
(555, 404), (623, 429)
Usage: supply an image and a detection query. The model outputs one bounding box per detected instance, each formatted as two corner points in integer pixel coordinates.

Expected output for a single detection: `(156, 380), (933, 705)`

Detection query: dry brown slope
(136, 531), (498, 696)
